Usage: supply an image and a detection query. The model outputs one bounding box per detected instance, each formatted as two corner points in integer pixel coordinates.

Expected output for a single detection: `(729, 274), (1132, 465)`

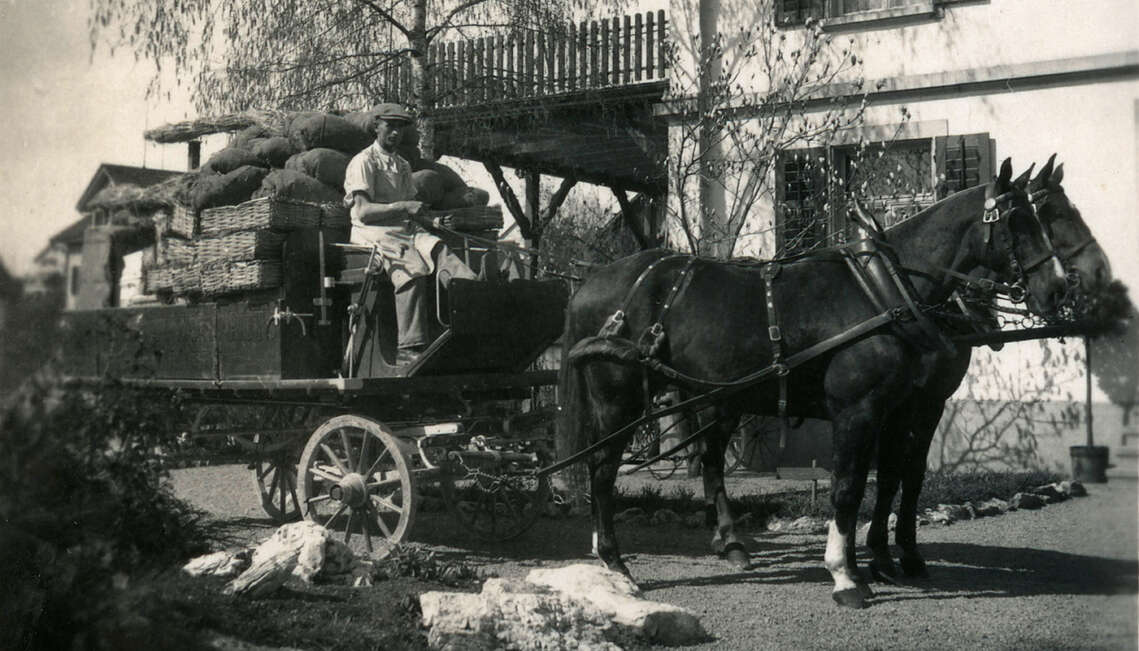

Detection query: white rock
(226, 521), (359, 597)
(183, 550), (251, 578)
(527, 564), (706, 645)
(421, 578), (622, 650)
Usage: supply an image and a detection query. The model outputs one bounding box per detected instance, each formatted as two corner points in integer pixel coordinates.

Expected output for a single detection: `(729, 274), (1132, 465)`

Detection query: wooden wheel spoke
(339, 429), (355, 471)
(371, 492), (403, 514)
(362, 510), (374, 552)
(309, 464), (342, 484)
(344, 511), (355, 544)
(357, 431), (370, 474)
(364, 448), (393, 479)
(365, 476), (403, 491)
(372, 503), (394, 539)
(307, 493), (332, 506)
(320, 442), (350, 475)
(324, 503), (348, 529)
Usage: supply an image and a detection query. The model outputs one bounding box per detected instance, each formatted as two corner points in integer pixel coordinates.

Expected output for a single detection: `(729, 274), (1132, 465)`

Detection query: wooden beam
(542, 175), (578, 225)
(484, 162), (532, 239)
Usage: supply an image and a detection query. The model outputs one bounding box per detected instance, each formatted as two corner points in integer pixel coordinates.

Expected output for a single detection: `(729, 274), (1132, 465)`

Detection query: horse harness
(546, 188), (1074, 478)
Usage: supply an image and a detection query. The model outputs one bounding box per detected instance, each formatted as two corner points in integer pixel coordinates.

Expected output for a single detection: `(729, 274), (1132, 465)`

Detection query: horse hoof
(725, 546), (751, 570)
(900, 556), (929, 578)
(832, 588), (868, 609)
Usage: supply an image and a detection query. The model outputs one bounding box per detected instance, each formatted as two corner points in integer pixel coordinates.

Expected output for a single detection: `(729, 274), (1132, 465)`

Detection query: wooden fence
(381, 10), (669, 108)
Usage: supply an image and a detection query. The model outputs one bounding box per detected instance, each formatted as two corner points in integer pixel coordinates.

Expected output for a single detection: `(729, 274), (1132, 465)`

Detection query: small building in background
(36, 163), (182, 310)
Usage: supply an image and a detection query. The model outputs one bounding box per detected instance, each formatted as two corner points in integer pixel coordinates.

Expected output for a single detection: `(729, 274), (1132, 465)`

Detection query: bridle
(1027, 185), (1099, 274)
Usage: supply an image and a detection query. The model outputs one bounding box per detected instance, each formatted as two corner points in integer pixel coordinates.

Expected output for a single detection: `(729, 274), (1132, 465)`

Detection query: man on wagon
(343, 103), (477, 365)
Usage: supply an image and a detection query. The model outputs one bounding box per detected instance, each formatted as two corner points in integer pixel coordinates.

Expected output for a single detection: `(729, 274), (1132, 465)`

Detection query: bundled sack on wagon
(140, 107), (503, 303)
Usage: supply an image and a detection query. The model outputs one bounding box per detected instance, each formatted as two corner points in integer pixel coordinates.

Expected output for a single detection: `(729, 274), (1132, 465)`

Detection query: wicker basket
(196, 230), (286, 264)
(320, 202), (350, 230)
(169, 204), (198, 238)
(200, 196), (321, 236)
(143, 266), (175, 294)
(200, 261), (282, 296)
(428, 206), (504, 232)
(170, 265), (202, 295)
(157, 237), (196, 267)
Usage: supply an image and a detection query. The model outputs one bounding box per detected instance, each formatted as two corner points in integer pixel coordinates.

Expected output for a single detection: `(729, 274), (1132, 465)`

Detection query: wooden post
(810, 459), (818, 509)
(1086, 336), (1095, 447)
(634, 13), (643, 82)
(646, 12), (655, 80)
(187, 141), (201, 170)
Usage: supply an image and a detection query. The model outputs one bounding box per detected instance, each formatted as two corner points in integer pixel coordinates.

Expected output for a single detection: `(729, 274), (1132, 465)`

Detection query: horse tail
(555, 300), (597, 500)
(556, 314), (590, 465)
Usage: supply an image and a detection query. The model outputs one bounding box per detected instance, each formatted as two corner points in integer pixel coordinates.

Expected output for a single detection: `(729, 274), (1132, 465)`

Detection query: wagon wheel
(299, 415), (417, 557)
(440, 437), (551, 542)
(237, 406), (311, 522)
(249, 429), (303, 523)
(628, 412), (692, 480)
(725, 415), (785, 474)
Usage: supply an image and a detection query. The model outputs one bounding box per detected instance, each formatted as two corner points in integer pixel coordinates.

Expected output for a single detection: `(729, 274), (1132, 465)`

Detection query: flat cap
(371, 102), (414, 122)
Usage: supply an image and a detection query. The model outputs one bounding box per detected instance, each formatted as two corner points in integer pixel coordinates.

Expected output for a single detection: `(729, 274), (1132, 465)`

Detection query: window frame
(774, 132), (992, 255)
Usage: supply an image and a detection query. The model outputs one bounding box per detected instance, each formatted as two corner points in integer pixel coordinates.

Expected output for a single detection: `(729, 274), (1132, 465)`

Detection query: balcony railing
(381, 10), (669, 109)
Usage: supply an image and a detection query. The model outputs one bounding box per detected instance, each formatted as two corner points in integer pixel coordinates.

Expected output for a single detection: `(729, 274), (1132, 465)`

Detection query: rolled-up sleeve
(343, 156), (372, 206)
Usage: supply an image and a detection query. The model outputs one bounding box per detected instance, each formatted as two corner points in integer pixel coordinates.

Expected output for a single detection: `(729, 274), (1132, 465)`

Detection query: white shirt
(343, 141), (440, 289)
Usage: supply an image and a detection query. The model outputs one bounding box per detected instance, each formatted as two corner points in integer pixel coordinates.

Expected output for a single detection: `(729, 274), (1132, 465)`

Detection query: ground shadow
(641, 536), (1138, 603)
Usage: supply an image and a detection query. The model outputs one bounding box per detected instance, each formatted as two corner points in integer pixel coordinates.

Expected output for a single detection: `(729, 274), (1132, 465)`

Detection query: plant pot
(1070, 445), (1110, 483)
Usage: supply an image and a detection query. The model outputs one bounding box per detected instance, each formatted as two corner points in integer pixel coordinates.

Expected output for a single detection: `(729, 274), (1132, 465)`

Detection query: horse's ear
(852, 198), (885, 237)
(1013, 163), (1035, 190)
(1035, 153), (1057, 188)
(997, 158), (1013, 187)
(1052, 163), (1064, 186)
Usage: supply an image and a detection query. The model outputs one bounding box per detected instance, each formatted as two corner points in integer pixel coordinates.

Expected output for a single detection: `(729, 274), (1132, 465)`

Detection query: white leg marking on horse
(825, 520), (858, 592)
(591, 530), (599, 557)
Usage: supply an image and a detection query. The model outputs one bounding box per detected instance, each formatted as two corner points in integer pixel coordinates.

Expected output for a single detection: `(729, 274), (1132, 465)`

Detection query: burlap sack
(254, 169), (343, 204)
(232, 124), (283, 150)
(412, 169), (447, 206)
(252, 137), (297, 169)
(285, 148), (350, 188)
(437, 185), (491, 210)
(191, 165), (270, 211)
(288, 113), (372, 155)
(203, 148), (264, 175)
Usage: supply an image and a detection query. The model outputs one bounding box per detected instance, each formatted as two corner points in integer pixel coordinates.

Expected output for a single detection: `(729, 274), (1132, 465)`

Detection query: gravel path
(171, 466), (1138, 650)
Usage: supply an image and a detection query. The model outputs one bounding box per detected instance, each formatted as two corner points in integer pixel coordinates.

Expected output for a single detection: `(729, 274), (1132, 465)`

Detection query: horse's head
(1027, 154), (1113, 297)
(978, 158), (1069, 316)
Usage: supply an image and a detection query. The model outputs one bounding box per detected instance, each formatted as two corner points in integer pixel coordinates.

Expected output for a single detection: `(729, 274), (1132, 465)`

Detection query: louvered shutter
(936, 133), (993, 198)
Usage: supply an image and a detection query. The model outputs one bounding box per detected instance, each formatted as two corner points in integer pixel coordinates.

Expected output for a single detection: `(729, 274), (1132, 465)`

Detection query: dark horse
(556, 159), (1069, 608)
(865, 155), (1114, 582)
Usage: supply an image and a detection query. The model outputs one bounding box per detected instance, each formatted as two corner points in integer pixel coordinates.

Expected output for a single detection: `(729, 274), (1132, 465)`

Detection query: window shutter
(936, 132), (992, 198)
(776, 148), (829, 255)
(775, 0), (827, 26)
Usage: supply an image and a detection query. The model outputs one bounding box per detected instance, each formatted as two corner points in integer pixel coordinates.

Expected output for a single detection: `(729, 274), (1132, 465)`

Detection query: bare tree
(88, 0), (593, 158)
(662, 9), (874, 257)
(934, 341), (1084, 473)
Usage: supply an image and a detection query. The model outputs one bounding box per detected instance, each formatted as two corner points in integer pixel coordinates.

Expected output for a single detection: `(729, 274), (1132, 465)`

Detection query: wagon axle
(327, 473), (370, 508)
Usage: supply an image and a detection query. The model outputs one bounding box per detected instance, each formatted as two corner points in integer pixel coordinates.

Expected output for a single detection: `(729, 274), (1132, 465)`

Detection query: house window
(775, 132), (992, 255)
(70, 266), (81, 296)
(776, 0), (935, 27)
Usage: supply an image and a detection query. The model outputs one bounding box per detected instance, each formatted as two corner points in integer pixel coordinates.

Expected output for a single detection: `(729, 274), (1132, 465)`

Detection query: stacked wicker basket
(144, 198), (348, 298)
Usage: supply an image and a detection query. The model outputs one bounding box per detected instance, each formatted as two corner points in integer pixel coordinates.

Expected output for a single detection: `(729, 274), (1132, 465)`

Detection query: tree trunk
(410, 0), (434, 159)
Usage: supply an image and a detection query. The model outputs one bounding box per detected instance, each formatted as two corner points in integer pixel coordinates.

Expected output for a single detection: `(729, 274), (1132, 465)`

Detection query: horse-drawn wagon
(58, 196), (570, 554)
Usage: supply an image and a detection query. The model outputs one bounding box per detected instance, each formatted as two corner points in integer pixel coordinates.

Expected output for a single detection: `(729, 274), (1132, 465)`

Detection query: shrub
(0, 367), (217, 649)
